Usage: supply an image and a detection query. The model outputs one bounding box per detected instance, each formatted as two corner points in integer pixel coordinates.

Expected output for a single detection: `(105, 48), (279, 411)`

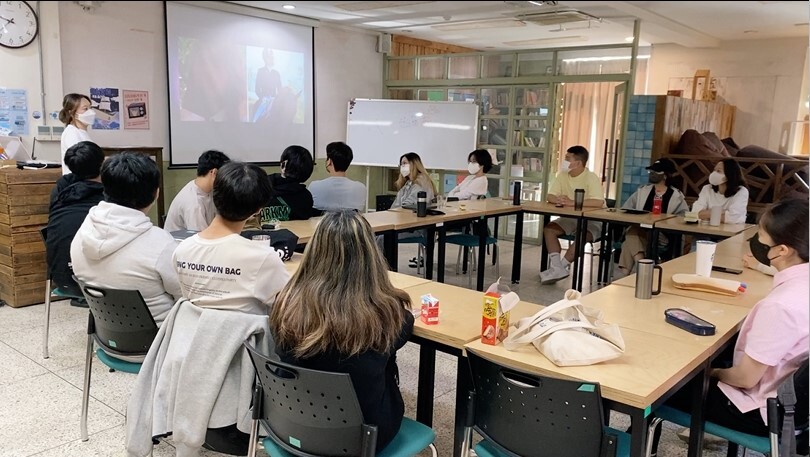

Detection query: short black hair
(468, 149), (493, 173)
(213, 161), (271, 222)
(326, 142), (353, 172)
(280, 145), (314, 182)
(196, 150), (230, 176)
(64, 141), (104, 180)
(101, 152), (160, 210)
(714, 158), (747, 198)
(761, 197), (808, 262)
(566, 145), (589, 164)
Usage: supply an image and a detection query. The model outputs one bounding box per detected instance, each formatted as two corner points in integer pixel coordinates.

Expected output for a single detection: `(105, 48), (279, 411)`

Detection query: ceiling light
(625, 36), (634, 42)
(743, 30), (758, 34)
(432, 19), (526, 31)
(282, 4), (295, 9)
(503, 36), (588, 46)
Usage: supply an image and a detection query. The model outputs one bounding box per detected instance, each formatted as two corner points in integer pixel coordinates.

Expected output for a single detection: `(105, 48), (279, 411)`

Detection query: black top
(46, 174), (104, 289)
(642, 186), (675, 212)
(275, 310), (414, 451)
(262, 173), (314, 222)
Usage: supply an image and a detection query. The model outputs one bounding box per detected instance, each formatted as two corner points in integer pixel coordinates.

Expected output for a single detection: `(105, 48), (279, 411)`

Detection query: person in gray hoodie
(70, 152), (181, 324)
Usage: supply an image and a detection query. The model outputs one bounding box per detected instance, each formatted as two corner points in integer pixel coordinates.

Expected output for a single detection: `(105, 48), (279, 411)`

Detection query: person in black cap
(614, 158), (689, 279)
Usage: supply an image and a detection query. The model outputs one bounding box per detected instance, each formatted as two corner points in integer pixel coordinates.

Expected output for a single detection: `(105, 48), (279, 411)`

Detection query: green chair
(652, 360), (808, 457)
(244, 342), (437, 457)
(75, 279), (158, 441)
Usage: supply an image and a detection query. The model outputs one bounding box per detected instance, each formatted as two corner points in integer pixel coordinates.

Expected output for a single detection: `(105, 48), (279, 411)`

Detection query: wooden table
(582, 208), (677, 284)
(283, 252), (431, 289)
(714, 226), (757, 258)
(401, 281), (541, 457)
(654, 216), (753, 238)
(612, 252), (772, 308)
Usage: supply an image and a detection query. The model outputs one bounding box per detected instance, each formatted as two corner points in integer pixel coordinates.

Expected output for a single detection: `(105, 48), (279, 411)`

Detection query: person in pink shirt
(651, 197), (808, 454)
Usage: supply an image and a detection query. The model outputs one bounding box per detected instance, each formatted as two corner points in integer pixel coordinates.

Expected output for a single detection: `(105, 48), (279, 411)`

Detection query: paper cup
(695, 240), (716, 277)
(252, 234), (272, 246)
(709, 205), (722, 226)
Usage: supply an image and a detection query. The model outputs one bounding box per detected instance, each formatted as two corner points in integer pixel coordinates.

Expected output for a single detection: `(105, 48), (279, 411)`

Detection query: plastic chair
(446, 230), (498, 288)
(652, 360), (808, 457)
(464, 349), (631, 457)
(75, 278), (158, 441)
(243, 343), (437, 457)
(40, 227), (85, 359)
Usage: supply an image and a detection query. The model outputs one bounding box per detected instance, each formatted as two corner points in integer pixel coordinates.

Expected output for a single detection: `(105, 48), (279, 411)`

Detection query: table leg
(453, 356), (472, 457)
(572, 216), (586, 291)
(476, 218), (486, 291)
(688, 364), (710, 457)
(384, 230), (397, 272)
(646, 227), (659, 261)
(416, 345), (436, 427)
(597, 221), (609, 285)
(511, 212), (523, 284)
(437, 225), (446, 283)
(629, 407), (650, 457)
(425, 226), (436, 280)
(540, 214), (551, 272)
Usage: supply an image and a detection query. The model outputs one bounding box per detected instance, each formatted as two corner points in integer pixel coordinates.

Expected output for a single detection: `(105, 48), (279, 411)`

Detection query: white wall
(647, 38), (808, 150)
(0, 1), (64, 161)
(314, 24), (383, 156)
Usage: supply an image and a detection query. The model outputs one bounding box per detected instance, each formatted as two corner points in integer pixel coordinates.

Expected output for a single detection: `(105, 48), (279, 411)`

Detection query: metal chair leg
(417, 244), (425, 276)
(455, 245), (463, 275)
(80, 334), (93, 441)
(42, 279), (52, 359)
(645, 417), (663, 457)
(494, 243), (500, 278)
(247, 417), (259, 457)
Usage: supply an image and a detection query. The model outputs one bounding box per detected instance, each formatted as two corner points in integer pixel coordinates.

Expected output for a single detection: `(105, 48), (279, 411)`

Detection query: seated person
(270, 210), (414, 452)
(392, 152), (435, 208)
(691, 158), (749, 225)
(70, 152), (181, 325)
(163, 149), (230, 233)
(743, 233), (778, 276)
(615, 158), (688, 278)
(309, 141), (366, 212)
(173, 161), (290, 315)
(446, 148), (492, 200)
(540, 145), (604, 285)
(261, 145), (314, 222)
(45, 141), (105, 299)
(650, 197), (809, 453)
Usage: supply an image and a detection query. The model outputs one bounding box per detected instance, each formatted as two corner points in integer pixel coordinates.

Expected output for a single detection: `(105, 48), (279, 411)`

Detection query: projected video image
(246, 46), (305, 125)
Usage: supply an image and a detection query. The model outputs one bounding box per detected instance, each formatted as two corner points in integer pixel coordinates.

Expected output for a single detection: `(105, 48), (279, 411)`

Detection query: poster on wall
(122, 90), (149, 130)
(0, 88), (29, 136)
(90, 87), (121, 130)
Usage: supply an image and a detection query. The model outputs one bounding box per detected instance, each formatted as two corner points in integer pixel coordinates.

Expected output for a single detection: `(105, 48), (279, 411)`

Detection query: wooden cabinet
(0, 166), (61, 307)
(101, 147), (165, 226)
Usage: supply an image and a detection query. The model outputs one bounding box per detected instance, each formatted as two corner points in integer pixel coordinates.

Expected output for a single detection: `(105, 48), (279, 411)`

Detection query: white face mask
(77, 109), (96, 126)
(400, 164), (410, 178)
(467, 162), (481, 175)
(560, 160), (571, 174)
(708, 171), (726, 186)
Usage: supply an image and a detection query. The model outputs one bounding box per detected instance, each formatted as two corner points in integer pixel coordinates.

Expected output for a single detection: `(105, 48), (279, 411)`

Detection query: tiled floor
(0, 239), (752, 456)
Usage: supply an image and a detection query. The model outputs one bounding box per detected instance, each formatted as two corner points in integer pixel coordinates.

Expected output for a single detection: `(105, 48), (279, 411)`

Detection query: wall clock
(0, 1), (38, 49)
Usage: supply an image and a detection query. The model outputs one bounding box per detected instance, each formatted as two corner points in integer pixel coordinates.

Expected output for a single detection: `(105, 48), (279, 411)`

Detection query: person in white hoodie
(71, 152), (181, 325)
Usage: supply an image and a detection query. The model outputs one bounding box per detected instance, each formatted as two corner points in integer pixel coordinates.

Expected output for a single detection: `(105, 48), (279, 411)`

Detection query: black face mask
(648, 172), (664, 184)
(749, 233), (779, 266)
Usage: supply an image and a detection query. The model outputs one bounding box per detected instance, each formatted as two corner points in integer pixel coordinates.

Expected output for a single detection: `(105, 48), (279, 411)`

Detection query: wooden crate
(0, 167), (60, 308)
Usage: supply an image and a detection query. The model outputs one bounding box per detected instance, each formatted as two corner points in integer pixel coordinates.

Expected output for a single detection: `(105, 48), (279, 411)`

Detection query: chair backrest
(467, 350), (616, 457)
(75, 278), (158, 356)
(376, 194), (396, 212)
(244, 343), (375, 457)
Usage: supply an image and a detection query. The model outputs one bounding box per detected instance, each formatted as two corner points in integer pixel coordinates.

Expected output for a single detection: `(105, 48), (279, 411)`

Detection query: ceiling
(231, 1), (809, 50)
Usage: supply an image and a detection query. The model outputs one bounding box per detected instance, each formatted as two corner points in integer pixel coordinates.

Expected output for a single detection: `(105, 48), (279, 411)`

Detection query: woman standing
(59, 93), (95, 175)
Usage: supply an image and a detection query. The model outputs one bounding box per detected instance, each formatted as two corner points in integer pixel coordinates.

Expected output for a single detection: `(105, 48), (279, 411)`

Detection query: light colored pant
(619, 226), (648, 272)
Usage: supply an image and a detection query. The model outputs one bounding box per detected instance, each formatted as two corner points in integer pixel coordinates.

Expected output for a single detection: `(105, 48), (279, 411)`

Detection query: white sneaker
(540, 265), (569, 285)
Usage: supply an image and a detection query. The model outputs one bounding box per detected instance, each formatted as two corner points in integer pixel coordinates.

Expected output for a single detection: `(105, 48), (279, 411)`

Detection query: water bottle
(652, 194), (663, 215)
(512, 181), (521, 205)
(416, 191), (427, 217)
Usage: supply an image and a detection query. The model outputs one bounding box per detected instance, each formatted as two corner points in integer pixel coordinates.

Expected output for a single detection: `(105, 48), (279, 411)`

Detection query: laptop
(0, 136), (31, 161)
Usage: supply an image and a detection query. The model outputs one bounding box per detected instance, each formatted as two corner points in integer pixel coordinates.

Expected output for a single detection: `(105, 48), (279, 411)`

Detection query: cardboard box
(481, 280), (520, 345)
(420, 294), (439, 325)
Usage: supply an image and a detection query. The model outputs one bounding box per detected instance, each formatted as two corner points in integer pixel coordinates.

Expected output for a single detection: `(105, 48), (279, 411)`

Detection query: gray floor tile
(29, 424), (177, 457)
(53, 360), (138, 416)
(0, 315), (89, 371)
(0, 340), (48, 387)
(0, 299), (86, 338)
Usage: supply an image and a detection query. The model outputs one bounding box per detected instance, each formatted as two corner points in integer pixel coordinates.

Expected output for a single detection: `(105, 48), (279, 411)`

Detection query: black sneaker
(70, 298), (89, 308)
(409, 258), (424, 268)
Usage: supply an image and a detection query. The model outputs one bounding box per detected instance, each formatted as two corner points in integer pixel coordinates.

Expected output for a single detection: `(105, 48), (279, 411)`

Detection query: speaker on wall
(376, 33), (392, 53)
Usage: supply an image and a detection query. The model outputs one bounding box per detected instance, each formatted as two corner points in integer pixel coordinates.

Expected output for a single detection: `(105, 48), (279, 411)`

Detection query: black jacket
(45, 174), (104, 288)
(261, 173), (314, 222)
(275, 310), (413, 452)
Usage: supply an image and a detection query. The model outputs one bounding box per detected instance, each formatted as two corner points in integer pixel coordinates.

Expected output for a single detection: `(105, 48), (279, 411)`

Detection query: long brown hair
(269, 210), (411, 358)
(58, 93), (90, 125)
(395, 152), (436, 193)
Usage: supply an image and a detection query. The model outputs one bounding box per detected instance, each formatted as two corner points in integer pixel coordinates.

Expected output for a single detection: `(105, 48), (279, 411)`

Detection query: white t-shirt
(447, 175), (488, 200)
(691, 184), (749, 225)
(172, 234), (290, 315)
(548, 169), (604, 201)
(164, 180), (216, 233)
(309, 176), (367, 211)
(60, 124), (92, 175)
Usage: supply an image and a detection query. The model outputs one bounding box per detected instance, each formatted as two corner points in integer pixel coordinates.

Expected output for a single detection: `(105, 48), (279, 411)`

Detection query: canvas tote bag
(502, 289), (625, 366)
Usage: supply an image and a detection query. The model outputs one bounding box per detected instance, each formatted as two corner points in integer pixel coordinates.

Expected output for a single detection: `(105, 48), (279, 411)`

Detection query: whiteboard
(346, 99), (479, 170)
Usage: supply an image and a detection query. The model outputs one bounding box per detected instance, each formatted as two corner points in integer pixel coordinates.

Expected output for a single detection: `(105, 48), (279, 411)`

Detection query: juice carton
(420, 294), (439, 325)
(481, 278), (520, 345)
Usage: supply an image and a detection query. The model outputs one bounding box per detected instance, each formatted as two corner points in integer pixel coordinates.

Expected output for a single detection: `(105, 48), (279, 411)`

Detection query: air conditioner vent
(517, 10), (601, 26)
